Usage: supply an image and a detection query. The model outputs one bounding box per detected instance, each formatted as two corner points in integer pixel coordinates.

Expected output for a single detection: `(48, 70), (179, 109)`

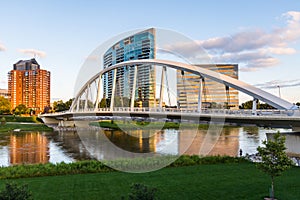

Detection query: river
(0, 126), (298, 166)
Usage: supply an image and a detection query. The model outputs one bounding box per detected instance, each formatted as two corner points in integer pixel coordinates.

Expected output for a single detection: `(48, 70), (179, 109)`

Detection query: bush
(122, 183), (158, 200)
(0, 182), (32, 200)
(0, 117), (5, 125)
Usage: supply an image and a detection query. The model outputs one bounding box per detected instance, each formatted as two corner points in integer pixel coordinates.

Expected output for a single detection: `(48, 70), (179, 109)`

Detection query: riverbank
(0, 115), (53, 132)
(0, 156), (246, 179)
(0, 123), (53, 132)
(90, 120), (212, 130)
(0, 161), (299, 199)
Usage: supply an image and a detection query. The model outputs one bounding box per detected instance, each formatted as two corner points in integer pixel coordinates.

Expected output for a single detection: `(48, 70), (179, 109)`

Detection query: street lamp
(277, 85), (281, 98)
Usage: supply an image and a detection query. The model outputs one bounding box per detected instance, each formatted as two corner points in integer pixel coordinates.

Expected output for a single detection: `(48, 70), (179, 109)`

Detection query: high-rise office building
(103, 28), (156, 107)
(8, 58), (50, 114)
(177, 64), (239, 110)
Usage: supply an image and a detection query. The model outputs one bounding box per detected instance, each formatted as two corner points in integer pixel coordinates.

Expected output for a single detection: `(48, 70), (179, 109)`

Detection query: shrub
(122, 183), (158, 200)
(0, 182), (32, 200)
(0, 117), (5, 125)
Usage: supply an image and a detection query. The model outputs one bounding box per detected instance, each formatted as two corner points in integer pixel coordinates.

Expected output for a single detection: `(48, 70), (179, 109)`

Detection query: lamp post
(277, 85), (281, 98)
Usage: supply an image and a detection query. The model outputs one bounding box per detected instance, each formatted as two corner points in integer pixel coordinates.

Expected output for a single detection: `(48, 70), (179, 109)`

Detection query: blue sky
(0, 0), (299, 103)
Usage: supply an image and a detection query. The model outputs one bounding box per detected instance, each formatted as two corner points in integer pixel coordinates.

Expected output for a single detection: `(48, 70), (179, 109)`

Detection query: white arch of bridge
(70, 59), (298, 112)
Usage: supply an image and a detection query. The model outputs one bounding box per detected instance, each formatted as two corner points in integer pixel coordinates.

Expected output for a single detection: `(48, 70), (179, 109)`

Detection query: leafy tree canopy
(53, 99), (74, 112)
(257, 132), (293, 199)
(240, 100), (274, 109)
(0, 96), (11, 114)
(13, 104), (30, 115)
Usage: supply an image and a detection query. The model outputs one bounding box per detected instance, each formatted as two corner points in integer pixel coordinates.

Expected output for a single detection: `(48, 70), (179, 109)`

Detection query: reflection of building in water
(74, 129), (160, 160)
(47, 131), (92, 161)
(104, 129), (157, 153)
(179, 128), (240, 157)
(10, 133), (49, 164)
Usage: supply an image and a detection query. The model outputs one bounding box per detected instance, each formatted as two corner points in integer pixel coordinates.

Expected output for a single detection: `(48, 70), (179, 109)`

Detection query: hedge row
(0, 155), (249, 179)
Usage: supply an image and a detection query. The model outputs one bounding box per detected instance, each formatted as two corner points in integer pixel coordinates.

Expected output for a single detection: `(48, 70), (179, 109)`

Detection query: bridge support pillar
(130, 65), (138, 110)
(252, 98), (258, 115)
(95, 74), (102, 111)
(84, 84), (89, 111)
(110, 69), (117, 110)
(159, 66), (166, 108)
(198, 77), (203, 112)
(76, 97), (80, 112)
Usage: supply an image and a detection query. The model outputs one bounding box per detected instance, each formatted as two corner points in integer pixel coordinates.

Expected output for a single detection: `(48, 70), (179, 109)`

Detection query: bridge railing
(71, 107), (297, 117)
(41, 107), (298, 117)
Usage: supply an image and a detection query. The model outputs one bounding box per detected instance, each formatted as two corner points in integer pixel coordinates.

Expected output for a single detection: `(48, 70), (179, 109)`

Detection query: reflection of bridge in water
(41, 59), (300, 130)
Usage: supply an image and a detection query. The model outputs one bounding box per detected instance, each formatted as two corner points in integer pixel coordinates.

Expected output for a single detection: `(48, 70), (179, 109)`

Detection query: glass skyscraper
(177, 64), (239, 110)
(103, 28), (156, 107)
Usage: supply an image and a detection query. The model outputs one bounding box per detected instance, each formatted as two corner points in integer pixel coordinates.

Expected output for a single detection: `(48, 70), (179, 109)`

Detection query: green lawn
(0, 123), (53, 132)
(1, 163), (299, 199)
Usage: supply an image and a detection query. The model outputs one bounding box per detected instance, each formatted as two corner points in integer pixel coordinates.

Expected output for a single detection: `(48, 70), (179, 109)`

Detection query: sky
(0, 0), (300, 104)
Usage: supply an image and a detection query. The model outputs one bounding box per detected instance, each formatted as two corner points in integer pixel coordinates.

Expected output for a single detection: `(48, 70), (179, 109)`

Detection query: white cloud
(259, 47), (296, 55)
(18, 48), (46, 58)
(0, 42), (6, 51)
(254, 79), (300, 89)
(0, 80), (7, 85)
(166, 11), (300, 72)
(85, 55), (99, 61)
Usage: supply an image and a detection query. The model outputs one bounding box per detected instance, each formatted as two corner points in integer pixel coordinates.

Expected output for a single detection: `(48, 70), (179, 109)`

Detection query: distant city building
(0, 88), (9, 99)
(177, 64), (239, 110)
(103, 28), (156, 107)
(8, 58), (50, 114)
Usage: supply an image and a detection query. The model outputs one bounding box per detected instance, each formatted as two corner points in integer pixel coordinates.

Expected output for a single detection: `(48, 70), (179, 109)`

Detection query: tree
(99, 98), (109, 108)
(240, 100), (253, 109)
(240, 100), (275, 109)
(256, 132), (293, 199)
(0, 96), (11, 114)
(0, 182), (32, 200)
(13, 104), (30, 115)
(121, 183), (158, 200)
(53, 99), (73, 112)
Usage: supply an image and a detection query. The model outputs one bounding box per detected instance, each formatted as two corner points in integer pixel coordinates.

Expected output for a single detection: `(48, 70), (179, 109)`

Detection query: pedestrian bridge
(40, 107), (300, 130)
(40, 59), (300, 130)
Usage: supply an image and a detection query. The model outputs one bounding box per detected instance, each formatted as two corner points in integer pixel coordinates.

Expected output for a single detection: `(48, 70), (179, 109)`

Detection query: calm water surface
(0, 126), (297, 166)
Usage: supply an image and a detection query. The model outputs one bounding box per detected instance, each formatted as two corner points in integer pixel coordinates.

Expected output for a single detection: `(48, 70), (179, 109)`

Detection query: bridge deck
(40, 108), (300, 129)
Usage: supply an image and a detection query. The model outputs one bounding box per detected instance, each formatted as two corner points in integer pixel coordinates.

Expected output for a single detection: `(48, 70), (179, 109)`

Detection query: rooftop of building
(13, 58), (40, 70)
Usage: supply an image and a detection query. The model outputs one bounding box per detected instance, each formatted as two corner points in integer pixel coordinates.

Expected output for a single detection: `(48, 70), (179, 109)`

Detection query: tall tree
(14, 104), (30, 115)
(256, 132), (293, 199)
(0, 96), (11, 114)
(53, 99), (73, 112)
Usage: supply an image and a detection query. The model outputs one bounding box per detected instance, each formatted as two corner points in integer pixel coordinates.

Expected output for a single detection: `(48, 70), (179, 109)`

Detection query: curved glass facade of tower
(103, 28), (156, 107)
(177, 64), (239, 110)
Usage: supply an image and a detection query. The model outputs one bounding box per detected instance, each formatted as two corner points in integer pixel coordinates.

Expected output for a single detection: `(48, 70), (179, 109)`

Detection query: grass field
(0, 123), (53, 132)
(1, 163), (299, 199)
(0, 115), (53, 132)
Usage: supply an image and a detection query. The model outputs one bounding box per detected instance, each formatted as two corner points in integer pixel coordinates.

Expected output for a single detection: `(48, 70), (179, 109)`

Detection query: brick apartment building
(8, 58), (50, 114)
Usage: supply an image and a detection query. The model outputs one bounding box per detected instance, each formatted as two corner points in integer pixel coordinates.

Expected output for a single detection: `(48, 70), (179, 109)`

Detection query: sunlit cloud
(18, 48), (46, 58)
(85, 55), (99, 61)
(254, 79), (300, 89)
(0, 80), (7, 85)
(0, 42), (6, 51)
(165, 11), (300, 72)
(204, 11), (300, 72)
